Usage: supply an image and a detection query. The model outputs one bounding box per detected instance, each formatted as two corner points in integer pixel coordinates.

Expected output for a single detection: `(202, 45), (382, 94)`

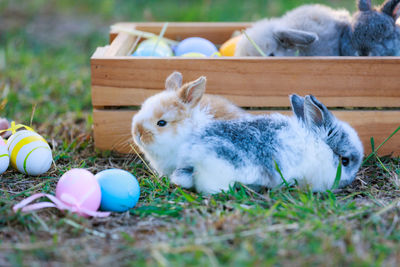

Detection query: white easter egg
(0, 145), (9, 174)
(7, 130), (52, 176)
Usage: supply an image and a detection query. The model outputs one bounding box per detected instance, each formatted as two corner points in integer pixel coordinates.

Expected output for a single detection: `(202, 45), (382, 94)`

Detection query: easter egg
(0, 136), (6, 146)
(56, 169), (102, 216)
(0, 144), (9, 174)
(180, 52), (207, 58)
(132, 38), (173, 57)
(95, 169), (140, 212)
(6, 130), (52, 176)
(175, 37), (218, 57)
(220, 35), (242, 56)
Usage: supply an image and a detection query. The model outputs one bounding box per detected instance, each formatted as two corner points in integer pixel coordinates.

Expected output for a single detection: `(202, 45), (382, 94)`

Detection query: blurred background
(0, 0), (355, 124)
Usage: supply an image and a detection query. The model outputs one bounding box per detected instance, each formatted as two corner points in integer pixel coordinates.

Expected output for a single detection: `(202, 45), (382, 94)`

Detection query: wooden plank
(104, 32), (136, 57)
(91, 85), (400, 108)
(92, 46), (109, 58)
(93, 109), (400, 156)
(110, 22), (251, 44)
(91, 57), (400, 108)
(93, 109), (136, 153)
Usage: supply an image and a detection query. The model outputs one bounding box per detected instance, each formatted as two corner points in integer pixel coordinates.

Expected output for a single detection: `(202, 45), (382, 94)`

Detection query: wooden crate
(91, 22), (400, 156)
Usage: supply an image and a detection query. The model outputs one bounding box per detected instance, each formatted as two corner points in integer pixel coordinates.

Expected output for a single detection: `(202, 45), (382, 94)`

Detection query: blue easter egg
(175, 37), (218, 57)
(95, 169), (140, 212)
(132, 38), (173, 57)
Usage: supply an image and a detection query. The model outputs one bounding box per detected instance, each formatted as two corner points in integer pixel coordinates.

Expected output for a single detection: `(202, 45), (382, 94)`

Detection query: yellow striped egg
(0, 143), (9, 174)
(6, 130), (52, 175)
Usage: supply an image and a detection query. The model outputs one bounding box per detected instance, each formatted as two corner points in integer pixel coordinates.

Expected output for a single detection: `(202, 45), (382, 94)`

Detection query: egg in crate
(180, 52), (207, 57)
(175, 37), (218, 57)
(132, 38), (173, 57)
(0, 137), (9, 174)
(7, 130), (52, 176)
(219, 35), (242, 56)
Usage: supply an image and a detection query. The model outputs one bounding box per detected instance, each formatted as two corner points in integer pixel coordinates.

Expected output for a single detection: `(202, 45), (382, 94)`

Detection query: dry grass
(0, 115), (399, 266)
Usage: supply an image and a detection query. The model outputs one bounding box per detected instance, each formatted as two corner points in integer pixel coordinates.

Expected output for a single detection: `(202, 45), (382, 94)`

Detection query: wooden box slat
(93, 109), (400, 156)
(91, 84), (400, 108)
(91, 57), (400, 108)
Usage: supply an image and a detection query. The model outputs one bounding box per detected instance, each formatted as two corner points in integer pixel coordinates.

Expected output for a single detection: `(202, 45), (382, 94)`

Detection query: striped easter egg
(0, 144), (9, 174)
(6, 130), (52, 176)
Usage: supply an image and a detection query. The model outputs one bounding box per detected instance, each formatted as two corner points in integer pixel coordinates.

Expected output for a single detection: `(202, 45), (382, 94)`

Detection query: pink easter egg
(0, 137), (5, 146)
(56, 169), (101, 216)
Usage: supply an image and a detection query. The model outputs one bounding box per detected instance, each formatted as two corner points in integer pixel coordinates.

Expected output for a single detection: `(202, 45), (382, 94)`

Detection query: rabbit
(351, 0), (400, 56)
(235, 4), (356, 56)
(170, 94), (364, 194)
(131, 72), (249, 177)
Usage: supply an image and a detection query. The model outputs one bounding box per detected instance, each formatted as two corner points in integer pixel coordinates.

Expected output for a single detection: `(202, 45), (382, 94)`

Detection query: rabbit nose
(132, 125), (141, 139)
(133, 123), (154, 144)
(360, 47), (369, 56)
(132, 131), (142, 145)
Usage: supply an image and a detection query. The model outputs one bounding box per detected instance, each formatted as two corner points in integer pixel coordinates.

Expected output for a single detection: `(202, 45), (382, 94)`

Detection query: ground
(1, 0), (400, 266)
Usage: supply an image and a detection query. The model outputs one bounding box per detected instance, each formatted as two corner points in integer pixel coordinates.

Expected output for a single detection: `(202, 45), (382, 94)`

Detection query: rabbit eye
(157, 120), (167, 127)
(341, 157), (350, 167)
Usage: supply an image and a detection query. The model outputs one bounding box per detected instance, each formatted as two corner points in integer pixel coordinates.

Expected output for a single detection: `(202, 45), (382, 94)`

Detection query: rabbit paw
(171, 167), (194, 188)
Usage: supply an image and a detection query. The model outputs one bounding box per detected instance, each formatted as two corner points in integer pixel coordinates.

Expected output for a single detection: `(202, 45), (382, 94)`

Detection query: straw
(241, 30), (266, 57)
(111, 25), (179, 45)
(151, 22), (169, 56)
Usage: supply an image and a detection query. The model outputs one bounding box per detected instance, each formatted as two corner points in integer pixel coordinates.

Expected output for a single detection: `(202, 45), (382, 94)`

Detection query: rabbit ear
(394, 3), (400, 20)
(303, 95), (335, 130)
(273, 29), (318, 48)
(165, 71), (183, 91)
(358, 0), (372, 11)
(290, 94), (305, 121)
(380, 0), (400, 17)
(178, 76), (206, 107)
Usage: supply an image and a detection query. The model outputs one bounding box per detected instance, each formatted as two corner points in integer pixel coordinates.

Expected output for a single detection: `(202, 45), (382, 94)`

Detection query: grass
(1, 0), (400, 266)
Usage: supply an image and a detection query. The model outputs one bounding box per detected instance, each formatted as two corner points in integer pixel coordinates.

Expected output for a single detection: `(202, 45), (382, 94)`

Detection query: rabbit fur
(235, 4), (355, 56)
(351, 0), (400, 56)
(171, 94), (364, 194)
(131, 72), (249, 177)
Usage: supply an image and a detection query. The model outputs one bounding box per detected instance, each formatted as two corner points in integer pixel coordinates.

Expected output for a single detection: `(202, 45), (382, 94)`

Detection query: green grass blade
(375, 155), (390, 173)
(274, 160), (289, 187)
(177, 187), (196, 203)
(370, 137), (375, 153)
(363, 125), (400, 164)
(331, 160), (342, 190)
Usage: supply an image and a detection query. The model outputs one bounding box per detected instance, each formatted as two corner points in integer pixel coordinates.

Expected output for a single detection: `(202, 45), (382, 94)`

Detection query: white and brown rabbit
(132, 73), (364, 194)
(235, 4), (355, 56)
(171, 94), (364, 194)
(351, 0), (400, 56)
(131, 72), (248, 177)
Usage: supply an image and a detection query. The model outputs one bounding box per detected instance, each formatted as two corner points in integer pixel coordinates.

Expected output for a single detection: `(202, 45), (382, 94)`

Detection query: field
(1, 0), (400, 266)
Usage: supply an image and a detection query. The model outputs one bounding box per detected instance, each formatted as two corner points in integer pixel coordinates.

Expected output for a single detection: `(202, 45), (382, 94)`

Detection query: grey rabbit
(171, 95), (364, 194)
(235, 4), (356, 56)
(351, 0), (400, 56)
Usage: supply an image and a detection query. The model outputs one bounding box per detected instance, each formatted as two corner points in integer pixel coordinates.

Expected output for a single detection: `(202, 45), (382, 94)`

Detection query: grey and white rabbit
(235, 4), (355, 56)
(171, 94), (364, 194)
(351, 0), (400, 56)
(132, 72), (249, 177)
